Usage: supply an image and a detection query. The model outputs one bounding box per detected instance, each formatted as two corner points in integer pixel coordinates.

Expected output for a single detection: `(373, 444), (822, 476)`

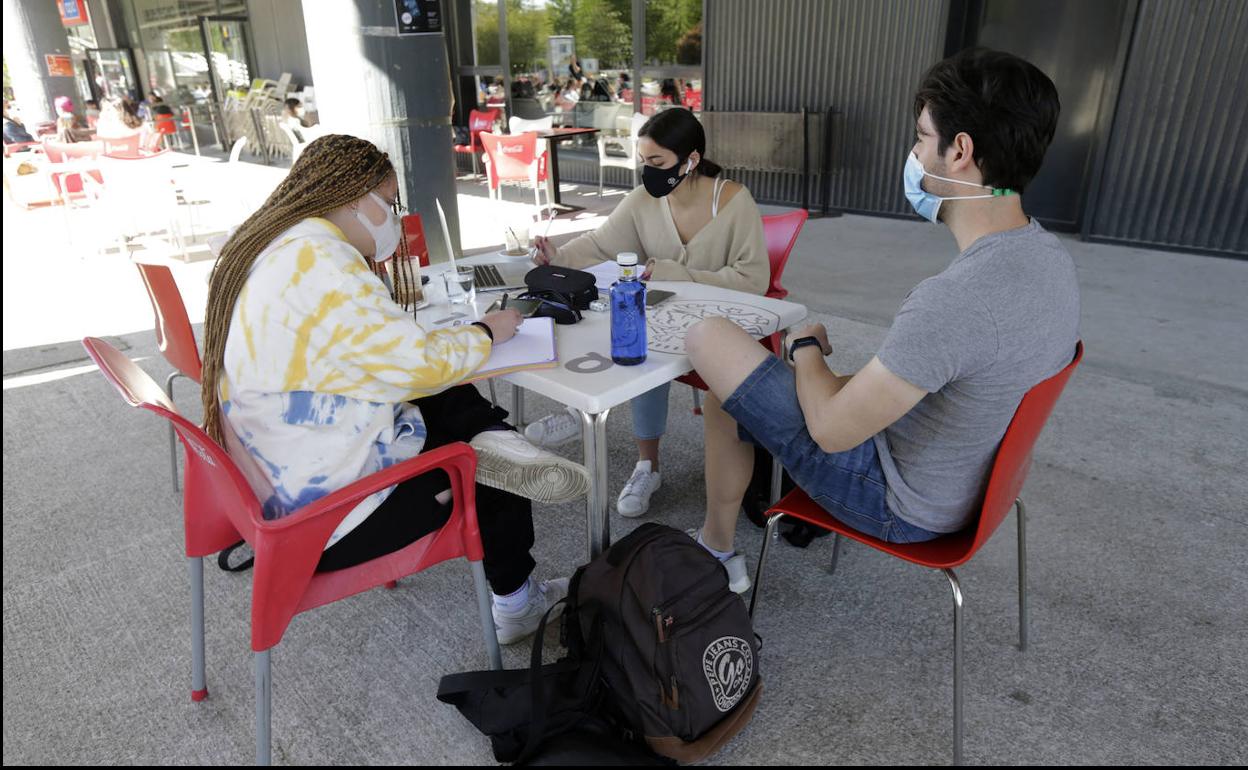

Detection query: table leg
(544, 139), (587, 214)
(579, 409), (611, 560)
(545, 141), (562, 207)
(511, 385), (526, 427)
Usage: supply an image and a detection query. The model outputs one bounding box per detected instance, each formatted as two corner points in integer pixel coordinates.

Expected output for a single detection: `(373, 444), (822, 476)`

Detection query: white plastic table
(421, 255), (808, 559)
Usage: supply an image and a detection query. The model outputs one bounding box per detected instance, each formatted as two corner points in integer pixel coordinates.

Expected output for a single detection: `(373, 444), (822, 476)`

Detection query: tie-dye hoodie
(219, 217), (491, 547)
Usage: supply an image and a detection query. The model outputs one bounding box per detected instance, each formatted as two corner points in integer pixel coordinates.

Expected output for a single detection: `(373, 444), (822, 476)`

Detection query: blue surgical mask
(903, 152), (1013, 223)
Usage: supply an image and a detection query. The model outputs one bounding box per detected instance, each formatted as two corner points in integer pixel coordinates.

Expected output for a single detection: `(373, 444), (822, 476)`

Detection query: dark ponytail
(638, 108), (722, 178)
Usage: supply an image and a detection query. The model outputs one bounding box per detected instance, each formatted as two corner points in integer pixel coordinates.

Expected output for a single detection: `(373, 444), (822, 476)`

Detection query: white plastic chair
(597, 112), (647, 196)
(228, 136), (247, 164)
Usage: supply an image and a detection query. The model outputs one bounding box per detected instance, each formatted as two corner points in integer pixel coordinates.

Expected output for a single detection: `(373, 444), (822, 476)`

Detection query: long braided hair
(200, 134), (394, 444)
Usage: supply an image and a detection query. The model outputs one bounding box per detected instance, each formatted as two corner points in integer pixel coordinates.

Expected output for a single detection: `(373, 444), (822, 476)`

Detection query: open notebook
(465, 315), (558, 382)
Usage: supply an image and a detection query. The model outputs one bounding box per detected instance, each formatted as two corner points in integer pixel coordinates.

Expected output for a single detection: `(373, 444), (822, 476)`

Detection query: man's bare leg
(686, 317), (775, 552)
(700, 393), (752, 552)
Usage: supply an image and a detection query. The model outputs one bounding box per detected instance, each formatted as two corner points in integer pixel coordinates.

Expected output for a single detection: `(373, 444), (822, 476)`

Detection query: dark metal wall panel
(705, 0), (949, 213)
(1090, 0), (1248, 256)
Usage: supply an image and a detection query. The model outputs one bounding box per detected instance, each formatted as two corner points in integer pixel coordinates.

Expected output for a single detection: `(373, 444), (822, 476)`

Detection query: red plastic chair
(136, 263), (202, 491)
(101, 133), (142, 158)
(3, 141), (40, 157)
(453, 107), (500, 177)
(749, 341), (1084, 765)
(41, 138), (104, 162)
(154, 115), (178, 148)
(140, 128), (164, 154)
(479, 131), (549, 215)
(680, 209), (809, 412)
(398, 213), (431, 267)
(80, 336), (502, 765)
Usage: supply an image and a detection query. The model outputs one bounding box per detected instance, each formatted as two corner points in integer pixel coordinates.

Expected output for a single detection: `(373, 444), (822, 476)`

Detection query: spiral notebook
(465, 316), (558, 382)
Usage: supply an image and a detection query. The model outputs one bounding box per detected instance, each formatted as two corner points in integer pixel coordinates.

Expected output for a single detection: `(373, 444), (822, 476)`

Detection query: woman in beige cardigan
(524, 108), (769, 519)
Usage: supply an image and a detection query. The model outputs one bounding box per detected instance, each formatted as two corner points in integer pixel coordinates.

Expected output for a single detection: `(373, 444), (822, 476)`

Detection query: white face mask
(356, 192), (401, 261)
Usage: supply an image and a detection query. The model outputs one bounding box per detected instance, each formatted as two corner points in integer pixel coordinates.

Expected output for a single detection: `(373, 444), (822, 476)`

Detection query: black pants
(316, 384), (536, 596)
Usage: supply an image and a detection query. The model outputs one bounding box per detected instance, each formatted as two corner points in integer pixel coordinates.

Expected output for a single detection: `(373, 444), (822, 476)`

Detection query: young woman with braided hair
(203, 134), (586, 644)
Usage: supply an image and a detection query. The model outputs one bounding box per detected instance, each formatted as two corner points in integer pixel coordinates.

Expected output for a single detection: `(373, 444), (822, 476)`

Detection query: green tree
(574, 0), (631, 68)
(646, 0), (701, 64)
(473, 1), (550, 72)
(548, 0), (576, 36)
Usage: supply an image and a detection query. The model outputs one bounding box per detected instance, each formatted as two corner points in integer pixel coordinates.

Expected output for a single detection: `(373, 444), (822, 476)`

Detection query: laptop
(432, 197), (531, 291)
(472, 262), (532, 290)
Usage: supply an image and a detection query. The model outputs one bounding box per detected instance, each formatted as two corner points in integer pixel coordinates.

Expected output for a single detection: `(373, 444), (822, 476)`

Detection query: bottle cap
(616, 252), (638, 266)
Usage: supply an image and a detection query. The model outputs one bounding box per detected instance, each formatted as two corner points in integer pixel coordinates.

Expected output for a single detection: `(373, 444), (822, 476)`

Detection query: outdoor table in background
(535, 127), (599, 213)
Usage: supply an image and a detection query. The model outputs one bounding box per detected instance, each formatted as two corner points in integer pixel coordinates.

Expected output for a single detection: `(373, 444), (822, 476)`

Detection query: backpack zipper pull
(669, 675), (680, 710)
(653, 606), (666, 643)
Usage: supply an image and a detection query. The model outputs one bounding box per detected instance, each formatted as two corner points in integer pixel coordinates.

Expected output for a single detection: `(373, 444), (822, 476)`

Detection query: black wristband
(470, 321), (493, 341)
(788, 336), (823, 361)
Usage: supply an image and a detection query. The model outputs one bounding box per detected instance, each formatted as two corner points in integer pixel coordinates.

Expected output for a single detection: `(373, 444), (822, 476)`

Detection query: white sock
(493, 577), (533, 615)
(696, 529), (735, 562)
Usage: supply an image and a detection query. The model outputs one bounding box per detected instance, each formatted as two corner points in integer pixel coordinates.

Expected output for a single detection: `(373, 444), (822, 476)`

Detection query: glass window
(639, 0), (701, 116)
(472, 0), (502, 66)
(126, 1), (250, 106)
(554, 0), (633, 144)
(645, 0), (701, 66)
(639, 75), (701, 116)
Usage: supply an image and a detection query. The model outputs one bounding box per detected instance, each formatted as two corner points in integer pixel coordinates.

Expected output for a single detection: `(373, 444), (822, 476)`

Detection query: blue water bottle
(610, 252), (647, 365)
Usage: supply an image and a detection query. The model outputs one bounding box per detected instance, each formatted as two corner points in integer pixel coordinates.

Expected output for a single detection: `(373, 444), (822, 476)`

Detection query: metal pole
(303, 2), (463, 264)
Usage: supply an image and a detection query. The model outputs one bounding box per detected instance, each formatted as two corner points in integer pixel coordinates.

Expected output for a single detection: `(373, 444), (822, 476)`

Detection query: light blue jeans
(631, 382), (671, 441)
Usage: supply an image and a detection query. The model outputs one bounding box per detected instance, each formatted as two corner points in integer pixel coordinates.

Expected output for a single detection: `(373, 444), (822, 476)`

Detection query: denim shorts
(721, 355), (940, 544)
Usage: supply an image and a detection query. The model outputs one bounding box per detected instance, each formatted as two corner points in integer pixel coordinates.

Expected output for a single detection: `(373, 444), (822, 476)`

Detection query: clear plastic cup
(443, 265), (476, 304)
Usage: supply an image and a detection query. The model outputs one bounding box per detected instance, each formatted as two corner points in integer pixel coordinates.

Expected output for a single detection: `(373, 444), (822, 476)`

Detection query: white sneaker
(493, 577), (570, 645)
(686, 527), (752, 595)
(523, 407), (581, 448)
(616, 461), (662, 518)
(469, 431), (589, 503)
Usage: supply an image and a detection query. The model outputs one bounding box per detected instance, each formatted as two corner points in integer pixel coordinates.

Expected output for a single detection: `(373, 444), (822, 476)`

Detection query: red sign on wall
(58, 0), (90, 27)
(45, 54), (75, 78)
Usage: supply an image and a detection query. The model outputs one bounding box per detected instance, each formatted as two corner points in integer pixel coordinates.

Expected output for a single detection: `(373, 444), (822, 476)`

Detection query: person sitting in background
(149, 94), (175, 119)
(526, 108), (769, 520)
(53, 96), (92, 143)
(555, 79), (581, 112)
(95, 97), (142, 137)
(660, 79), (684, 107)
(3, 101), (36, 145)
(83, 99), (101, 127)
(283, 97), (307, 129)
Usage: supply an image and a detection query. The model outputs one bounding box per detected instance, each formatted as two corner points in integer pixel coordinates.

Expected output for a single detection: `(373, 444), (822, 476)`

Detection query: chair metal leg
(769, 456), (783, 504)
(943, 568), (964, 766)
(255, 649), (272, 766)
(749, 512), (788, 620)
(165, 372), (182, 492)
(691, 387), (703, 415)
(472, 560), (503, 670)
(598, 164), (604, 198)
(487, 379), (499, 408)
(828, 533), (842, 575)
(511, 385), (526, 428)
(1017, 497), (1028, 652)
(189, 556), (207, 702)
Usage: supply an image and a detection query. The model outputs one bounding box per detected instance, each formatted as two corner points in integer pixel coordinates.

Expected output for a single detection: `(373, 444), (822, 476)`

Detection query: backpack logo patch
(702, 636), (752, 712)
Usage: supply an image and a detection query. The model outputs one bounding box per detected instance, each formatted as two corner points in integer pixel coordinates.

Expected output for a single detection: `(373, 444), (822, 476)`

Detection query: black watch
(788, 335), (823, 361)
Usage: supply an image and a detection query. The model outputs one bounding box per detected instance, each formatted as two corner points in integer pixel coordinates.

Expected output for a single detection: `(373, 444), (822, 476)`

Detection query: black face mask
(642, 156), (691, 198)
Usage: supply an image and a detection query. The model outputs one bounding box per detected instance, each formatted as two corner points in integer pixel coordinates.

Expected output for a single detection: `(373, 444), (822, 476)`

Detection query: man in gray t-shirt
(676, 48), (1079, 594)
(874, 218), (1079, 533)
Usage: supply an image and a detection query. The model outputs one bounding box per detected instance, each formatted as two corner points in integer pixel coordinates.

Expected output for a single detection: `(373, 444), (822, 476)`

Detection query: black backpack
(438, 523), (762, 764)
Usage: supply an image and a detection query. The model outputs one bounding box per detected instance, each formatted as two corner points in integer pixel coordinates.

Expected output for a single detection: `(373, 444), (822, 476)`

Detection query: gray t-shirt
(873, 219), (1080, 533)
